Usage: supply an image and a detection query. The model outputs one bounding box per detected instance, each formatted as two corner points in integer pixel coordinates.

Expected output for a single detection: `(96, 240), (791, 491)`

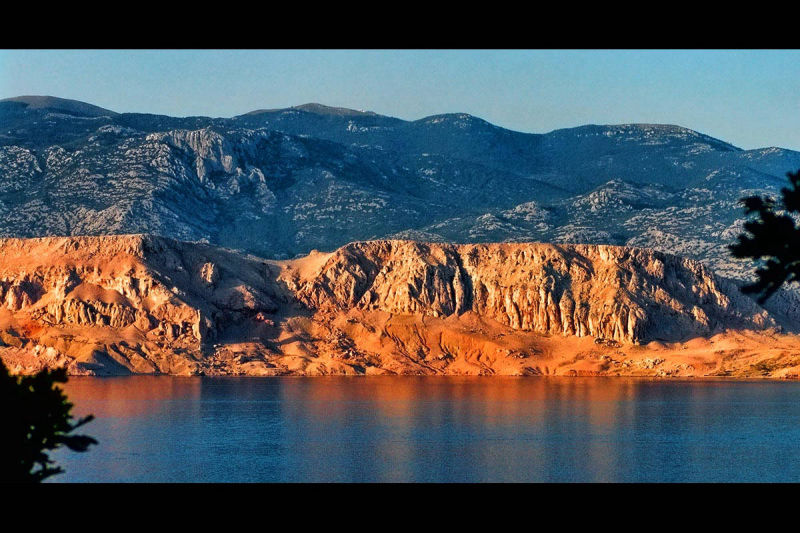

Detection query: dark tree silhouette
(0, 360), (97, 482)
(729, 168), (800, 304)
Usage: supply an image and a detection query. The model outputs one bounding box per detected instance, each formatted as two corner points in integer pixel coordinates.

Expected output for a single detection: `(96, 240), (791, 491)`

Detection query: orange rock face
(296, 241), (773, 344)
(0, 235), (798, 378)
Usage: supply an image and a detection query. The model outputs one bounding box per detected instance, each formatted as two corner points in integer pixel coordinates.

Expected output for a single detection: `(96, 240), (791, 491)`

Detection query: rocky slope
(294, 241), (773, 344)
(3, 96), (800, 282)
(2, 235), (798, 378)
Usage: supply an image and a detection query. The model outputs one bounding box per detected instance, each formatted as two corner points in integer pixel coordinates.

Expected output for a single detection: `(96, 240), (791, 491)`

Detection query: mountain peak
(549, 123), (741, 151)
(417, 113), (494, 128)
(0, 95), (117, 117)
(292, 103), (377, 117)
(241, 103), (379, 118)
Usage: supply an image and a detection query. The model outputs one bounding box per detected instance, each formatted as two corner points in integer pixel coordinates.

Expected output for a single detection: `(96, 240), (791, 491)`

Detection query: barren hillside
(1, 235), (798, 378)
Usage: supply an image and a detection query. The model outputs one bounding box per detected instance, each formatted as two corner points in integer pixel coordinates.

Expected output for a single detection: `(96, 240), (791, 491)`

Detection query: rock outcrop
(0, 235), (797, 378)
(294, 241), (773, 344)
(0, 235), (282, 375)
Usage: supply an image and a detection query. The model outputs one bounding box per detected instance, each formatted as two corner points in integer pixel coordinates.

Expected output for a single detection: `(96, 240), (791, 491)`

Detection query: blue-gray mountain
(2, 95), (799, 283)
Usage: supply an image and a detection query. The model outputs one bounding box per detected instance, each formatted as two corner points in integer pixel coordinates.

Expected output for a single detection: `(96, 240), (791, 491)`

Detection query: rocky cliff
(0, 235), (283, 375)
(293, 241), (773, 344)
(0, 235), (798, 378)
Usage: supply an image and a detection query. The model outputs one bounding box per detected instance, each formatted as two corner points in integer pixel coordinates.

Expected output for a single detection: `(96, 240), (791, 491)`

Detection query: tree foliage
(0, 360), (97, 482)
(729, 169), (800, 304)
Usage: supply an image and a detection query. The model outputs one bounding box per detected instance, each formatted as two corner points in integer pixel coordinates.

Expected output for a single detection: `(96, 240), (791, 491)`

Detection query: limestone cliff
(0, 235), (797, 378)
(0, 235), (282, 375)
(293, 240), (773, 344)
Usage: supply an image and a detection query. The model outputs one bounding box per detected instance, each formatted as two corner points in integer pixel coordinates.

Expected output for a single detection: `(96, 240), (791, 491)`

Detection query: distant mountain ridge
(242, 103), (382, 117)
(1, 95), (800, 284)
(0, 95), (117, 117)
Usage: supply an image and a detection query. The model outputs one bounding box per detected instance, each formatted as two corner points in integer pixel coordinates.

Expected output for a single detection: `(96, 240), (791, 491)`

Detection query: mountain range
(2, 94), (800, 283)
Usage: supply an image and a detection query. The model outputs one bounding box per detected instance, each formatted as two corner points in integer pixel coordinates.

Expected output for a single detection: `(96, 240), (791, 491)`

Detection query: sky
(1, 49), (799, 150)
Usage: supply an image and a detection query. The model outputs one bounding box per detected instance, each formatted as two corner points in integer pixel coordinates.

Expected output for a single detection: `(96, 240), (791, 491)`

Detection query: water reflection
(52, 377), (800, 482)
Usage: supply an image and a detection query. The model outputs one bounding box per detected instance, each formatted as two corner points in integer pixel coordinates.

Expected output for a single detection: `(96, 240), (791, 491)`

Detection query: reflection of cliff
(275, 377), (645, 482)
(62, 376), (203, 418)
(1, 235), (799, 378)
(58, 376), (785, 482)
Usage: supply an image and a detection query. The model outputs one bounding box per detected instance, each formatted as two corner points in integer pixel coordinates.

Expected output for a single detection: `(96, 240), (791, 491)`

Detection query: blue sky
(1, 49), (798, 150)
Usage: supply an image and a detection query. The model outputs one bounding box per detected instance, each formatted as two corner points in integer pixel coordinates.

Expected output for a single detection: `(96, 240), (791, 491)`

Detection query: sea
(49, 376), (800, 483)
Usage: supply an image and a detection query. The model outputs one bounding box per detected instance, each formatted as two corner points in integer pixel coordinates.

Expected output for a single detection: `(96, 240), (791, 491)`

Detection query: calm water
(49, 376), (800, 483)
